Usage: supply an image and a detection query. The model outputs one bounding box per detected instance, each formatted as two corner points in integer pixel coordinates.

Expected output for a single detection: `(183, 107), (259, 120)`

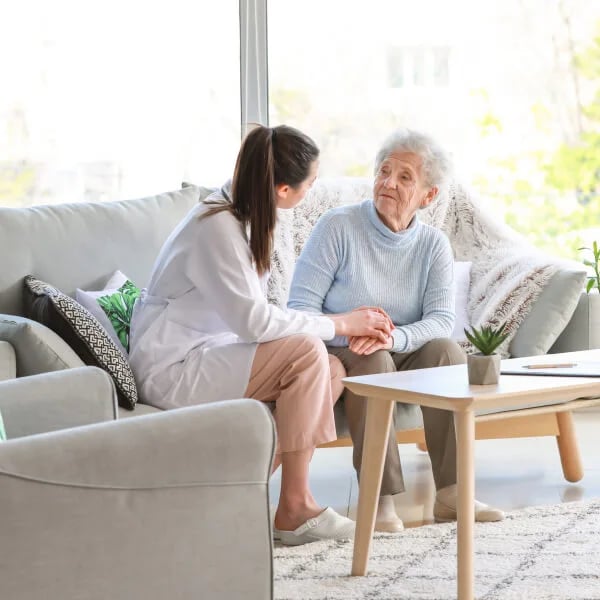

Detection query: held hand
(352, 306), (394, 331)
(331, 308), (392, 342)
(348, 335), (393, 355)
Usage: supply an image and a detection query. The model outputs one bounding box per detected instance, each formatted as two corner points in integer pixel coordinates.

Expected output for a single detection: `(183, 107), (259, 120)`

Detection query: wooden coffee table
(342, 350), (600, 600)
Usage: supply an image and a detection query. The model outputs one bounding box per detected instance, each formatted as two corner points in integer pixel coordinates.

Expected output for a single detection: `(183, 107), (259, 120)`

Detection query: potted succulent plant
(464, 323), (509, 385)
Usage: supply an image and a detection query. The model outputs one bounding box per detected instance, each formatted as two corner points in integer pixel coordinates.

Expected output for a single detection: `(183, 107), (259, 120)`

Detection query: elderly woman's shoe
(375, 494), (404, 533)
(434, 484), (505, 523)
(374, 518), (404, 533)
(274, 507), (355, 546)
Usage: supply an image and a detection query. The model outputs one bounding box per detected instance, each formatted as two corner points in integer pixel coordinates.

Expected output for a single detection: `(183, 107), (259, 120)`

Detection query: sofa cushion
(0, 185), (199, 317)
(0, 316), (84, 376)
(509, 265), (587, 357)
(23, 276), (138, 410)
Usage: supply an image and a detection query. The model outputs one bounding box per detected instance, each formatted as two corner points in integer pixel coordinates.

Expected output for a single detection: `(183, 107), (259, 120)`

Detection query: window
(386, 46), (450, 88)
(267, 0), (600, 260)
(0, 1), (240, 207)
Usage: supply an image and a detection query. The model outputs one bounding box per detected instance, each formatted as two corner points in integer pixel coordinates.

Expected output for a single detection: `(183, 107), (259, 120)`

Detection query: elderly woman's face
(373, 151), (436, 232)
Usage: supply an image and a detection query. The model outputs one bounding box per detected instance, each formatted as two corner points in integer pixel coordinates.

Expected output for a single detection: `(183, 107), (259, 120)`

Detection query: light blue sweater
(287, 199), (455, 353)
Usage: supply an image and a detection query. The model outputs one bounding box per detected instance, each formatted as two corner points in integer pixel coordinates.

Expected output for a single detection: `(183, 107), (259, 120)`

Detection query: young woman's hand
(348, 335), (393, 355)
(330, 307), (393, 342)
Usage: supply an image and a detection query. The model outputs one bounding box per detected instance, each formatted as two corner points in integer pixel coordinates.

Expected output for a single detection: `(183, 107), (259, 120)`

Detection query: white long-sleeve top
(129, 191), (335, 409)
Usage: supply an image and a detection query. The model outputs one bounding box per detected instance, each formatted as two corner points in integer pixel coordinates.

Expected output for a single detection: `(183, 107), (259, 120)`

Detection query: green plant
(464, 323), (509, 355)
(579, 241), (600, 293)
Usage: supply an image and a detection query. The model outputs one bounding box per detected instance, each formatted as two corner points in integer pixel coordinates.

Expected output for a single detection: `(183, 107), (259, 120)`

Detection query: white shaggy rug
(274, 500), (600, 600)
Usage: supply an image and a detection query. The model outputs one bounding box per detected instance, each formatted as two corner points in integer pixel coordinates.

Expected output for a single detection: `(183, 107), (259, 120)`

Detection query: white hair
(374, 128), (452, 190)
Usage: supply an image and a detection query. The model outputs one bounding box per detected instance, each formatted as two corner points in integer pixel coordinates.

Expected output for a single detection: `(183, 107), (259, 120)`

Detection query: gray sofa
(0, 179), (596, 427)
(1, 180), (591, 400)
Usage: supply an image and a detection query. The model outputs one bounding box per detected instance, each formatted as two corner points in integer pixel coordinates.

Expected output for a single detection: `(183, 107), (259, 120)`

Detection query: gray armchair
(0, 368), (276, 600)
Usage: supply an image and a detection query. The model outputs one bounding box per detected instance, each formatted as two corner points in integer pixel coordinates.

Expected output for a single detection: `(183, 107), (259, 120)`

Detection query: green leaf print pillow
(96, 281), (140, 353)
(75, 272), (141, 355)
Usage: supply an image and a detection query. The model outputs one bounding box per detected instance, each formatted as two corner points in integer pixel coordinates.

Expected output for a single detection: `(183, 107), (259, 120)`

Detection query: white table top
(342, 350), (600, 412)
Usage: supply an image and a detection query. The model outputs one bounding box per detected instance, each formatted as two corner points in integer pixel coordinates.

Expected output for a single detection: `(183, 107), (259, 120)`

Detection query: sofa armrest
(550, 292), (600, 353)
(0, 367), (117, 439)
(0, 399), (275, 600)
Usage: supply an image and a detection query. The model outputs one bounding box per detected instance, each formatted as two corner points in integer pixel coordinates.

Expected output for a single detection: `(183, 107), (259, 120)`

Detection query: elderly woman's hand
(348, 335), (394, 355)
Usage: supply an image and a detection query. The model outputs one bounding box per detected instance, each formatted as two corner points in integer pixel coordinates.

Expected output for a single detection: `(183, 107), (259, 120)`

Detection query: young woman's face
(276, 160), (319, 209)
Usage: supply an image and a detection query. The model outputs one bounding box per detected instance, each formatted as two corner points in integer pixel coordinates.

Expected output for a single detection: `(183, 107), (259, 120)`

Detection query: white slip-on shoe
(434, 485), (505, 523)
(434, 498), (505, 522)
(273, 507), (355, 546)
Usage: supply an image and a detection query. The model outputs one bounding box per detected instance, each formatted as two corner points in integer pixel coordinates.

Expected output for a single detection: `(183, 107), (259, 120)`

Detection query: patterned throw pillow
(23, 276), (138, 409)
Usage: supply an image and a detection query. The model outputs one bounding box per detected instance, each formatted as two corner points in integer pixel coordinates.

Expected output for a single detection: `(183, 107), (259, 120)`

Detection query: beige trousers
(329, 338), (466, 494)
(244, 334), (346, 453)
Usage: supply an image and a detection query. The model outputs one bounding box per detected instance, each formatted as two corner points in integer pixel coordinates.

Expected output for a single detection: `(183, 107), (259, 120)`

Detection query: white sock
(376, 494), (400, 521)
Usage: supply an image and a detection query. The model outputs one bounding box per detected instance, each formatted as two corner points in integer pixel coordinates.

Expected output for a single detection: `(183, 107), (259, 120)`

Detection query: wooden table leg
(454, 409), (475, 600)
(351, 396), (395, 576)
(556, 411), (583, 482)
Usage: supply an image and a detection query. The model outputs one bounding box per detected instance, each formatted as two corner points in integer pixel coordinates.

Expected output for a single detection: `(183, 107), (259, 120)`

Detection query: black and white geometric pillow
(23, 276), (138, 409)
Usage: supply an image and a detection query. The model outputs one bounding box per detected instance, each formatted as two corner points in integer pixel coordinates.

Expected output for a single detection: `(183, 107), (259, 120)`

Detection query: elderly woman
(288, 129), (504, 532)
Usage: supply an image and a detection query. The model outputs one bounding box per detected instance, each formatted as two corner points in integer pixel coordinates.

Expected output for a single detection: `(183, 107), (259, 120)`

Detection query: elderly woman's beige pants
(329, 338), (466, 495)
(244, 334), (346, 454)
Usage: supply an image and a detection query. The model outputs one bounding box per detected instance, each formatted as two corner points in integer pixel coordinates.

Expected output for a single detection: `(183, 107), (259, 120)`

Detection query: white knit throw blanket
(267, 177), (558, 356)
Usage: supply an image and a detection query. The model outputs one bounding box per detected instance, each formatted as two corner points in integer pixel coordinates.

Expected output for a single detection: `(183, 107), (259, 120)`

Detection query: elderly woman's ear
(421, 186), (439, 208)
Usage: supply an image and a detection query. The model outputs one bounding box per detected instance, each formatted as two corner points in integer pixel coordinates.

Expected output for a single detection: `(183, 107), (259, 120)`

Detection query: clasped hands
(347, 305), (395, 356)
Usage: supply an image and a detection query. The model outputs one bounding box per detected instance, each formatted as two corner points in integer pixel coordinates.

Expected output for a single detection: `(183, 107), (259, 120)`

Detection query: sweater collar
(364, 199), (420, 244)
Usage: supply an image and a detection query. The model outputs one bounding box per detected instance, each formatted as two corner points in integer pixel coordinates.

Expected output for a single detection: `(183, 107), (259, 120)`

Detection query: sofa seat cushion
(23, 276), (138, 410)
(118, 402), (162, 419)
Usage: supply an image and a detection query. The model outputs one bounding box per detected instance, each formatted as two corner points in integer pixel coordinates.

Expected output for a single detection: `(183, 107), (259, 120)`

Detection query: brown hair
(202, 125), (319, 274)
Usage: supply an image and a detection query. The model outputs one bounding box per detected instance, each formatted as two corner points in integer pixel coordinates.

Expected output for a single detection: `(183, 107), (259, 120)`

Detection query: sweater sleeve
(187, 211), (335, 343)
(287, 213), (341, 314)
(391, 234), (455, 352)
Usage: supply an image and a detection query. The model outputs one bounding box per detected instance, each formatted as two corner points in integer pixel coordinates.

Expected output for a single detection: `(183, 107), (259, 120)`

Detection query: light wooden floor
(269, 408), (600, 528)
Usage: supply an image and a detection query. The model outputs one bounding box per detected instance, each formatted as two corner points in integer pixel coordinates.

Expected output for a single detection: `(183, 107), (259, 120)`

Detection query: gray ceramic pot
(467, 352), (501, 385)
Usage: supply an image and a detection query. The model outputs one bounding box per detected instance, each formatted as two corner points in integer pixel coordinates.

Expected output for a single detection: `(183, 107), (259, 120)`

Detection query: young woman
(129, 125), (393, 545)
